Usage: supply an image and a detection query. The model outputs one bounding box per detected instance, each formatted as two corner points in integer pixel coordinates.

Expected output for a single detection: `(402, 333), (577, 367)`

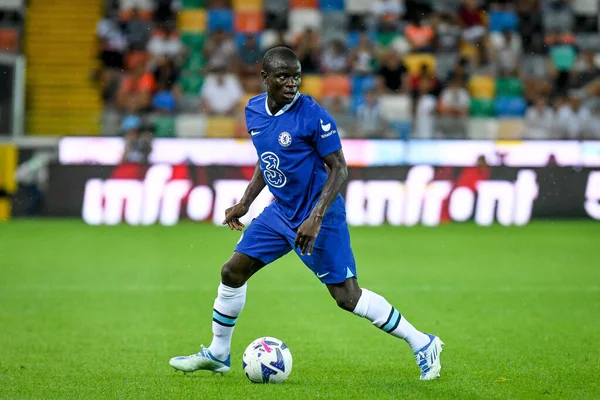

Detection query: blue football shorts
(234, 203), (357, 284)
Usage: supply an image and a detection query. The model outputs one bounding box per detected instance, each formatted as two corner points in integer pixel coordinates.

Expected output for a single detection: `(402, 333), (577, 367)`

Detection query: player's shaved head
(262, 46), (300, 73)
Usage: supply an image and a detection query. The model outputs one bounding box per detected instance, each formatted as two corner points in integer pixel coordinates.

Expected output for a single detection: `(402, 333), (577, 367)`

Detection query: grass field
(1, 220), (599, 399)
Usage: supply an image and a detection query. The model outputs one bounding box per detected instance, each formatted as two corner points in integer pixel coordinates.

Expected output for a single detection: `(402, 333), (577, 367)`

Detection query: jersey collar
(265, 92), (300, 117)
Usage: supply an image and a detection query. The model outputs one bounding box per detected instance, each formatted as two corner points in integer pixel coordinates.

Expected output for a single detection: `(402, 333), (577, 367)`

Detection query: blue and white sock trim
(213, 309), (238, 327)
(380, 307), (401, 333)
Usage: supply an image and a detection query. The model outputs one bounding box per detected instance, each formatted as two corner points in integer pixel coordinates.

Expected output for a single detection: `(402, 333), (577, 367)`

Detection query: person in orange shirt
(405, 17), (435, 53)
(116, 59), (157, 113)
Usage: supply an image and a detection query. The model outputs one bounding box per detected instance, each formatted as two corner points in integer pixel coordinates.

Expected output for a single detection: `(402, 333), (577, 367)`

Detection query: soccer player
(170, 47), (444, 380)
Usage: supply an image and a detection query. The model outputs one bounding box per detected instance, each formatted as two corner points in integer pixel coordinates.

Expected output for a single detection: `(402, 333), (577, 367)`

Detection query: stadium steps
(24, 0), (102, 136)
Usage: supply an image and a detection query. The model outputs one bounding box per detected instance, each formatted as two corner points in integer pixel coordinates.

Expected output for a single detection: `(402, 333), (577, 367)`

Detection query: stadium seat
(494, 97), (527, 118)
(206, 117), (236, 138)
(347, 31), (376, 49)
(300, 75), (323, 100)
(322, 75), (351, 98)
(235, 11), (265, 33)
(352, 75), (376, 96)
(176, 114), (207, 137)
(379, 95), (412, 122)
(489, 11), (519, 32)
(232, 0), (262, 11)
(181, 32), (205, 51)
(573, 0), (599, 15)
(403, 54), (436, 75)
(235, 32), (262, 50)
(467, 118), (499, 139)
(180, 74), (204, 94)
(390, 121), (412, 140)
(543, 10), (574, 32)
(289, 9), (322, 34)
(182, 52), (206, 71)
(430, 0), (460, 13)
(208, 9), (234, 32)
(178, 10), (207, 32)
(498, 119), (526, 140)
(345, 0), (370, 13)
(350, 94), (366, 114)
(468, 76), (496, 99)
(182, 0), (206, 8)
(376, 32), (398, 48)
(320, 0), (345, 11)
(459, 42), (478, 60)
(470, 98), (495, 117)
(496, 77), (523, 97)
(153, 116), (177, 138)
(320, 11), (347, 34)
(263, 0), (288, 12)
(259, 29), (281, 50)
(0, 28), (18, 53)
(290, 0), (318, 8)
(390, 36), (411, 55)
(436, 53), (459, 82)
(577, 34), (600, 52)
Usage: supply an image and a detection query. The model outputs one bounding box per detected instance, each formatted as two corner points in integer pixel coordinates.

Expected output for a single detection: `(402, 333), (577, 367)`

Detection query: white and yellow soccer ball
(242, 337), (293, 383)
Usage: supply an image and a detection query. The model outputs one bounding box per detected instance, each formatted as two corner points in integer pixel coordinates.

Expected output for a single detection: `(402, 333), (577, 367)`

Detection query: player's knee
(220, 261), (247, 287)
(333, 290), (361, 312)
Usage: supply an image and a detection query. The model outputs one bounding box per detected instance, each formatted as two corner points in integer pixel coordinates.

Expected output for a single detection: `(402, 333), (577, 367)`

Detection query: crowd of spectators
(95, 0), (600, 141)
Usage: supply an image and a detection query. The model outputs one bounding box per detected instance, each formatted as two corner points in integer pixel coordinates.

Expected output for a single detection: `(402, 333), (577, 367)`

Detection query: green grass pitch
(1, 220), (599, 399)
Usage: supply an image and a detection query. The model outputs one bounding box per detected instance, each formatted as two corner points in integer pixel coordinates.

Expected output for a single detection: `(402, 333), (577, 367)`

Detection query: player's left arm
(294, 106), (347, 256)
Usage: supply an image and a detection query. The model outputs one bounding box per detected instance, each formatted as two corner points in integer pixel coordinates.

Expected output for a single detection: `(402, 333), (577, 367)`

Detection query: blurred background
(0, 0), (599, 223)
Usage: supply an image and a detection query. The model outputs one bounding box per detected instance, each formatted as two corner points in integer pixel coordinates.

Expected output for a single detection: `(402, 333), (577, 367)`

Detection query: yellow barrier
(0, 144), (17, 221)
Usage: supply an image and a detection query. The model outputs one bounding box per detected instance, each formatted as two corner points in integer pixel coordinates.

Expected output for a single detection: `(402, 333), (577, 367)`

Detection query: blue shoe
(414, 334), (444, 380)
(169, 345), (230, 374)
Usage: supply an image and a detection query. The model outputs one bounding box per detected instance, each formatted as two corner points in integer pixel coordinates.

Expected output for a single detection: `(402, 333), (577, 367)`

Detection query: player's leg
(170, 206), (291, 374)
(327, 277), (444, 380)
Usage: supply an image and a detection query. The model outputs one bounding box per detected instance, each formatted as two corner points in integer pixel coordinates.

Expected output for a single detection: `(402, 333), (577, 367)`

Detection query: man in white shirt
(524, 97), (554, 139)
(438, 77), (470, 138)
(200, 67), (244, 116)
(555, 95), (593, 139)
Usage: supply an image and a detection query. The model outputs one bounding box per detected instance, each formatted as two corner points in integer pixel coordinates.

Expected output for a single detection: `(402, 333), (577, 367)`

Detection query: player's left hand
(294, 215), (322, 256)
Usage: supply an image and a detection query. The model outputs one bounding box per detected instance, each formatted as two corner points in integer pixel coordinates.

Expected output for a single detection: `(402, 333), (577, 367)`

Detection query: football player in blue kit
(170, 47), (444, 380)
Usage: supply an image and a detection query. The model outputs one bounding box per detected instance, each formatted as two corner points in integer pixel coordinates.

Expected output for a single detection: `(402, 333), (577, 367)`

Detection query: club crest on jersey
(278, 132), (292, 147)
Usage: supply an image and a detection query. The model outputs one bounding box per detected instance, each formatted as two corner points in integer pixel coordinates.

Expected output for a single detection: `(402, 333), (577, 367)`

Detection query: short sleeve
(312, 106), (342, 158)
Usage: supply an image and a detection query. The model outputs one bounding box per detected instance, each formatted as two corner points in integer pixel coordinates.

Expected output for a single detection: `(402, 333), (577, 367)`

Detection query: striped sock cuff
(212, 309), (238, 327)
(379, 307), (402, 333)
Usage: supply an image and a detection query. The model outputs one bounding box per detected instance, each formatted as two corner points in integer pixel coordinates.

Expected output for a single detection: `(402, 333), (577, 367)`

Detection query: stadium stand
(16, 0), (600, 139)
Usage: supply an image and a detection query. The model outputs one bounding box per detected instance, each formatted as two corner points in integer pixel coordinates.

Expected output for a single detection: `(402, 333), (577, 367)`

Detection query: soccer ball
(242, 337), (293, 383)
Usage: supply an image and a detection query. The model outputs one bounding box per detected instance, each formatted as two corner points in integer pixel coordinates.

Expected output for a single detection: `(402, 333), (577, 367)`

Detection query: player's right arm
(222, 161), (265, 231)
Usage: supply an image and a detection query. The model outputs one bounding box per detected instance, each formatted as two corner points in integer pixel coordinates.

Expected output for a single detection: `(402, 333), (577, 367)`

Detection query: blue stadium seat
(350, 94), (366, 114)
(494, 97), (527, 117)
(489, 11), (519, 32)
(235, 32), (262, 49)
(352, 75), (376, 96)
(390, 121), (412, 140)
(208, 9), (234, 32)
(347, 31), (376, 48)
(320, 0), (345, 11)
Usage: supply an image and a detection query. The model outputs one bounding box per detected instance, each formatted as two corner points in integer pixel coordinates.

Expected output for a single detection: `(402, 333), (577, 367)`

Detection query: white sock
(353, 288), (430, 352)
(208, 282), (247, 360)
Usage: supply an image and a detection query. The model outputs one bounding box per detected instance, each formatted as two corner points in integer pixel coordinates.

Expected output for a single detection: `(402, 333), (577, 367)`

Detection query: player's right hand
(223, 203), (249, 231)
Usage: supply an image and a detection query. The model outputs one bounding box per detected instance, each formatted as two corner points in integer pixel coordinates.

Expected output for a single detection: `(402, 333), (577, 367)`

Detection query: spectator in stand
(405, 17), (435, 53)
(490, 29), (522, 74)
(96, 11), (128, 72)
(153, 0), (179, 22)
(438, 76), (470, 138)
(123, 8), (153, 51)
(371, 0), (405, 32)
(414, 76), (438, 139)
(435, 13), (462, 54)
(238, 34), (262, 93)
(147, 21), (184, 63)
(524, 97), (555, 139)
(199, 66), (244, 116)
(569, 52), (600, 92)
(151, 56), (181, 112)
(356, 90), (389, 138)
(377, 50), (408, 93)
(326, 96), (355, 138)
(459, 0), (486, 65)
(556, 95), (593, 139)
(349, 33), (376, 76)
(121, 118), (153, 164)
(294, 28), (320, 74)
(547, 30), (577, 96)
(410, 64), (441, 103)
(120, 0), (154, 20)
(116, 58), (156, 113)
(204, 29), (237, 72)
(321, 39), (349, 74)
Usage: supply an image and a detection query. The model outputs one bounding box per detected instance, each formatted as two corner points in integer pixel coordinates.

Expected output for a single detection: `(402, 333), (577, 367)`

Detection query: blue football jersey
(245, 93), (345, 228)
